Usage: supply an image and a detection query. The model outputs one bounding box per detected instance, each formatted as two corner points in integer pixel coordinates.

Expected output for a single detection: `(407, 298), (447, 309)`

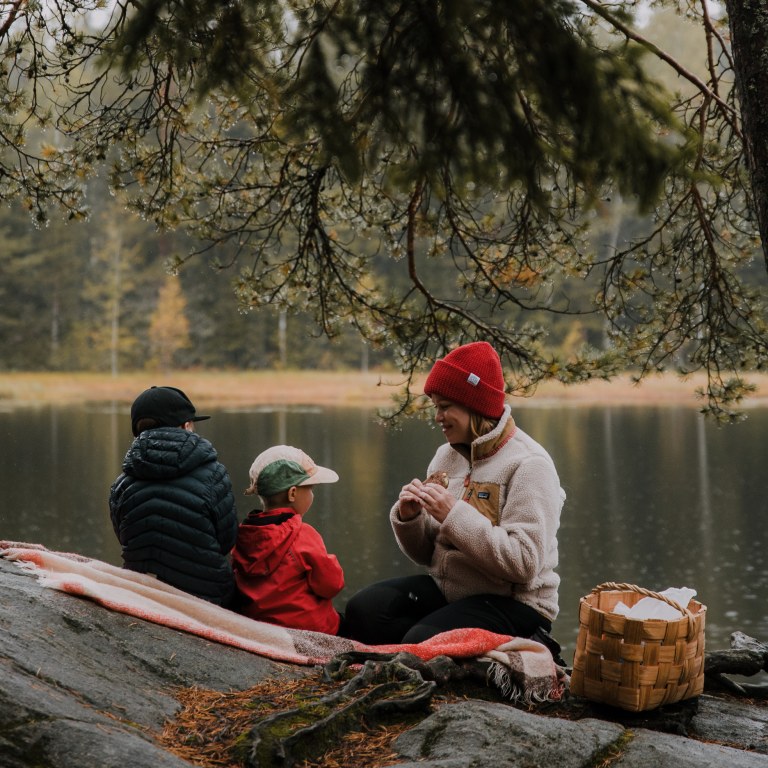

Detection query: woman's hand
(417, 482), (455, 523)
(398, 478), (454, 523)
(397, 479), (425, 521)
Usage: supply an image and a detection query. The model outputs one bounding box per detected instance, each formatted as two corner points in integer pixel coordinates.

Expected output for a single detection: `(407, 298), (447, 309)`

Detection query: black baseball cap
(130, 386), (211, 436)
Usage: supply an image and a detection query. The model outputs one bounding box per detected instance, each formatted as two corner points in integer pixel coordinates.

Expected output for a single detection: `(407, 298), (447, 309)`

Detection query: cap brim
(191, 415), (211, 423)
(298, 466), (339, 485)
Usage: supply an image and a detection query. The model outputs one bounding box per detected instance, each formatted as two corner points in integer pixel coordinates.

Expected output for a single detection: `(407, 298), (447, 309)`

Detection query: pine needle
(159, 674), (415, 768)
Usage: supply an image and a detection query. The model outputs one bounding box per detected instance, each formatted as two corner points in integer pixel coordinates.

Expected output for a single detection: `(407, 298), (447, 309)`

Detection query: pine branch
(577, 0), (740, 136)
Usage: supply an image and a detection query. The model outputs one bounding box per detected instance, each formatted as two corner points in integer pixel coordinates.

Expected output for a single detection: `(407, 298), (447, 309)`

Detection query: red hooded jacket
(232, 508), (344, 635)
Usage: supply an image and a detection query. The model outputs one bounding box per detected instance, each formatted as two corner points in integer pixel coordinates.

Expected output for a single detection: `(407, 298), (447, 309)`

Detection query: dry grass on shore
(0, 370), (410, 409)
(2, 369), (768, 409)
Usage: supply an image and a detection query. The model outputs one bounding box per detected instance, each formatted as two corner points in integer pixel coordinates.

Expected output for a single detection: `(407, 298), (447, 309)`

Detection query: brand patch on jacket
(462, 482), (500, 525)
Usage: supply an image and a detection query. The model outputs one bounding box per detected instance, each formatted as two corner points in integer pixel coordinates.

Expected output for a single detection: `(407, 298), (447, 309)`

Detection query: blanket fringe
(9, 558), (40, 574)
(487, 661), (565, 705)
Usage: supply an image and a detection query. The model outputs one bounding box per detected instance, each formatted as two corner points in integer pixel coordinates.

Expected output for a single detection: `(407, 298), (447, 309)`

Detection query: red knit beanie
(424, 342), (506, 419)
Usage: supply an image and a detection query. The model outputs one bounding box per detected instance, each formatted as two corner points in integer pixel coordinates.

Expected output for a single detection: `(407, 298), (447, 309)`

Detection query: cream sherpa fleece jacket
(391, 406), (565, 622)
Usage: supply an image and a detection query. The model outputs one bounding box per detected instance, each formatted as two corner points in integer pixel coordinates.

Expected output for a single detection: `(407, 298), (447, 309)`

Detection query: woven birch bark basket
(570, 581), (706, 712)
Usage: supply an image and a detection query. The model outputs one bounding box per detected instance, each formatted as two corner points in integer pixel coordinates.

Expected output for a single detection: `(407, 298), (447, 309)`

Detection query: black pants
(340, 574), (551, 645)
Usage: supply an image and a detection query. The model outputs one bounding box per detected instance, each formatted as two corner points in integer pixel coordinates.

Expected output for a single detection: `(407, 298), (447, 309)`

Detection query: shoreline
(2, 369), (768, 409)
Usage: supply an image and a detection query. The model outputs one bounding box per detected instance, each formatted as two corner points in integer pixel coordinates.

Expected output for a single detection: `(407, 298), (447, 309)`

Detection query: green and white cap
(247, 445), (338, 498)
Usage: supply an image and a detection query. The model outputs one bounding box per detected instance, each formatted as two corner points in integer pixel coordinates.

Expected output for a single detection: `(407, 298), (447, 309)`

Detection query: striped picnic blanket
(0, 541), (567, 703)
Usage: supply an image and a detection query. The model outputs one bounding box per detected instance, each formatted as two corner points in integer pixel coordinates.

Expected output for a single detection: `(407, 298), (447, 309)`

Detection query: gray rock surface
(393, 698), (768, 768)
(0, 557), (290, 768)
(394, 700), (625, 767)
(2, 556), (767, 767)
(612, 729), (768, 768)
(691, 695), (768, 752)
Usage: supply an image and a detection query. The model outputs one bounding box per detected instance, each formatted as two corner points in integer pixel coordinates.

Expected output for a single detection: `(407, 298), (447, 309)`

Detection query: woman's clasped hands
(398, 478), (454, 523)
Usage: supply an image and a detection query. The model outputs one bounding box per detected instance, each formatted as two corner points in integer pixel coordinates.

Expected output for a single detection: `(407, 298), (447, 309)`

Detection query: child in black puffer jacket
(109, 386), (238, 606)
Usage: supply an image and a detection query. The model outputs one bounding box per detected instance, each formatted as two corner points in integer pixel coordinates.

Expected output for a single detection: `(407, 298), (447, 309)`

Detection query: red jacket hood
(232, 509), (301, 576)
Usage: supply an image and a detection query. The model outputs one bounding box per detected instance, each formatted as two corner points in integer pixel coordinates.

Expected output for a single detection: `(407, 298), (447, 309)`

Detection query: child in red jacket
(232, 445), (345, 635)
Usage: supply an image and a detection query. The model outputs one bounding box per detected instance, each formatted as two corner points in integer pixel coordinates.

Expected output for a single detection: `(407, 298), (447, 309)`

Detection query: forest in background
(1, 3), (766, 395)
(0, 184), (627, 374)
(0, 184), (381, 373)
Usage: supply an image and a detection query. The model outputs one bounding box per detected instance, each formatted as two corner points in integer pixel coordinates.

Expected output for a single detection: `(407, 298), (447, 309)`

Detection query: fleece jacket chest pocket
(461, 481), (501, 526)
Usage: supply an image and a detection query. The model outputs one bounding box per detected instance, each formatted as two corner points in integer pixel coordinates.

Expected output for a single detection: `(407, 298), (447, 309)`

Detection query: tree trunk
(725, 0), (768, 269)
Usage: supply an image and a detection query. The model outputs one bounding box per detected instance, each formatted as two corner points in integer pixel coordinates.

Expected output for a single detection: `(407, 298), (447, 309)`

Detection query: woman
(342, 341), (565, 645)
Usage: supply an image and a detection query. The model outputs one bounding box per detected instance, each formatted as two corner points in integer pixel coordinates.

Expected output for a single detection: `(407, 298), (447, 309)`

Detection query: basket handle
(592, 581), (695, 622)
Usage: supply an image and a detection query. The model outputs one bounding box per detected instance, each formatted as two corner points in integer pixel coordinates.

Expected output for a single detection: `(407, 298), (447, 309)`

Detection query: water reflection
(1, 401), (766, 656)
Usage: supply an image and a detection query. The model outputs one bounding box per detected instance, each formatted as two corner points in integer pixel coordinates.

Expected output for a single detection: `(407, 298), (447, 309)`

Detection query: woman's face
(431, 395), (473, 445)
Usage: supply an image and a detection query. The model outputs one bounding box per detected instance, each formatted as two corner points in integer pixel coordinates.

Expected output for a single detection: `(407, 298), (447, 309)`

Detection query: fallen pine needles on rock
(160, 671), (423, 768)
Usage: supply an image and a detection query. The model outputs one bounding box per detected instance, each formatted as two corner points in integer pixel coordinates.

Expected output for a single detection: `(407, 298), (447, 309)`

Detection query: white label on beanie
(467, 373), (480, 386)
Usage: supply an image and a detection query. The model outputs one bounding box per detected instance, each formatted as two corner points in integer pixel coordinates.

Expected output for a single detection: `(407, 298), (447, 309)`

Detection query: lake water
(1, 400), (766, 658)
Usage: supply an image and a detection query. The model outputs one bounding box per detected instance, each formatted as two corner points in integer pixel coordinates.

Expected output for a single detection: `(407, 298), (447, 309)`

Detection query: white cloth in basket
(613, 587), (697, 621)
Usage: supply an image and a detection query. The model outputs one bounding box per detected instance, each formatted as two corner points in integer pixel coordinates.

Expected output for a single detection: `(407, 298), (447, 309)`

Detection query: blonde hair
(243, 483), (291, 509)
(470, 412), (498, 439)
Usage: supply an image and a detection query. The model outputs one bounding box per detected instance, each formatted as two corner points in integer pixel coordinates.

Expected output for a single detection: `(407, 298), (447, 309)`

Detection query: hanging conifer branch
(0, 0), (767, 417)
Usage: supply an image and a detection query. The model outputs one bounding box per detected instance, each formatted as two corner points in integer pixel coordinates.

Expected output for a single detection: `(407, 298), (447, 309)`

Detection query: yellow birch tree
(147, 276), (191, 372)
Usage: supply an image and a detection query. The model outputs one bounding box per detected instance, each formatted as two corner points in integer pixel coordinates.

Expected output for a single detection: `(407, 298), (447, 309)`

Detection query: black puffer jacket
(109, 427), (238, 606)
